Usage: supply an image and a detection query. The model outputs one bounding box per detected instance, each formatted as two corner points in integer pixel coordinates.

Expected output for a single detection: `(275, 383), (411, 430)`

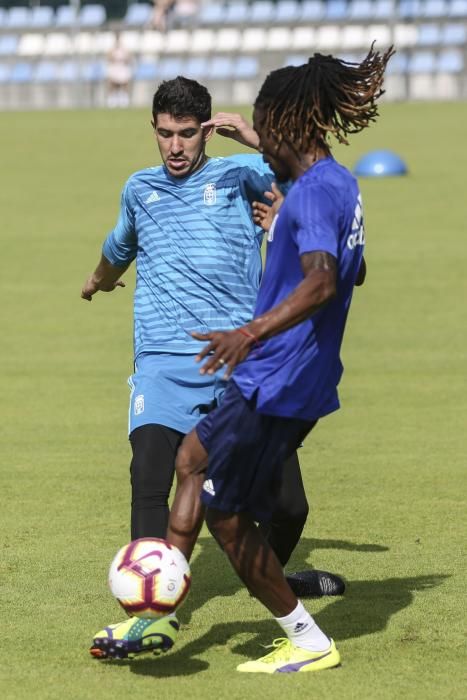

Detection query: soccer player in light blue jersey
(83, 77), (343, 659)
(164, 46), (393, 673)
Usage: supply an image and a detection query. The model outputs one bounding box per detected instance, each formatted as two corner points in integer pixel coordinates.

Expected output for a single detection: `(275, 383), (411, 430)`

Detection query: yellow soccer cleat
(90, 614), (179, 660)
(237, 637), (341, 674)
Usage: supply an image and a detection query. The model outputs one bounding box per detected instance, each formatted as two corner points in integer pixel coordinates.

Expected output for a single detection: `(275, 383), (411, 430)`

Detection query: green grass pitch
(0, 101), (466, 700)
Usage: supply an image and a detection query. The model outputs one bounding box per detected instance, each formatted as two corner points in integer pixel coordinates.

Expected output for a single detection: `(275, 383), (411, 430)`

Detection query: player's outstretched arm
(201, 112), (260, 150)
(192, 252), (337, 377)
(81, 254), (129, 301)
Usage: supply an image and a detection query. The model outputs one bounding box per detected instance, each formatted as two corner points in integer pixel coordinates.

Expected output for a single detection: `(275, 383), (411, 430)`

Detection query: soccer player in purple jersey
(164, 46), (393, 672)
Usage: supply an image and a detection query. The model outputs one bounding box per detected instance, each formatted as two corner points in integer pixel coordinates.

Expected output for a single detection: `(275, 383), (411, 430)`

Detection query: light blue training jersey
(103, 154), (273, 359)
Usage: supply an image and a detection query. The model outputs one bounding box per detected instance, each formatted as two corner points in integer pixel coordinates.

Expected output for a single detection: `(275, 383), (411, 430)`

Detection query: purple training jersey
(233, 156), (365, 421)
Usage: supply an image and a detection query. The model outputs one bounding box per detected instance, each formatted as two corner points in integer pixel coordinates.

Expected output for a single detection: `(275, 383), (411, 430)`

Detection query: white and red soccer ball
(108, 538), (191, 619)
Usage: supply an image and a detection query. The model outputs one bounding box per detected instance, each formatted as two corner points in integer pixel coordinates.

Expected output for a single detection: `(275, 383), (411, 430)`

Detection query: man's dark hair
(152, 76), (211, 123)
(255, 44), (394, 151)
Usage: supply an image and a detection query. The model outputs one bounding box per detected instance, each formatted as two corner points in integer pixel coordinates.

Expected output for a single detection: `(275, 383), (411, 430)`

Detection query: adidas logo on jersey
(145, 191), (160, 204)
(202, 479), (216, 496)
(347, 194), (365, 249)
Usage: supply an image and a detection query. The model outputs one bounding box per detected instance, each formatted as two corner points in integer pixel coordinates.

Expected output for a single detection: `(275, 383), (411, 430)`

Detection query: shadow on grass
(128, 574), (448, 678)
(122, 534), (448, 678)
(178, 535), (389, 626)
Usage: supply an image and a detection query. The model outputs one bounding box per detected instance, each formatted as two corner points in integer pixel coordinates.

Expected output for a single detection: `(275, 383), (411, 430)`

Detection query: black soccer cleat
(286, 569), (346, 597)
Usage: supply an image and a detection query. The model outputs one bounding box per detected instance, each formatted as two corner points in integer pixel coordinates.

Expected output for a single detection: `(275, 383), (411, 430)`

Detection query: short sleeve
(102, 179), (137, 266)
(227, 153), (275, 202)
(290, 183), (339, 258)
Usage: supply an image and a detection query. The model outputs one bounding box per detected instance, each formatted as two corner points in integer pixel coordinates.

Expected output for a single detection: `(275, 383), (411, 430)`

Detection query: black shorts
(196, 380), (315, 521)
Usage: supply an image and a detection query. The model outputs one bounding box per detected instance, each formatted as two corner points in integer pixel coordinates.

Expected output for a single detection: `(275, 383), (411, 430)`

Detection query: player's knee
(174, 443), (200, 480)
(273, 499), (309, 530)
(130, 455), (174, 503)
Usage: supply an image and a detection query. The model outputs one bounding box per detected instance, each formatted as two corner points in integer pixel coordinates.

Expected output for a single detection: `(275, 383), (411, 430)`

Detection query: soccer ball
(108, 538), (191, 619)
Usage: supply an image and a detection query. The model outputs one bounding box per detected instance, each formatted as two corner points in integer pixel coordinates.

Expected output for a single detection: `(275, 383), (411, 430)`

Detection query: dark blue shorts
(196, 380), (316, 521)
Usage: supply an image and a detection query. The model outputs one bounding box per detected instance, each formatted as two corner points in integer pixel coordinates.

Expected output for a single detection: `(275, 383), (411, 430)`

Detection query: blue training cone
(353, 150), (408, 177)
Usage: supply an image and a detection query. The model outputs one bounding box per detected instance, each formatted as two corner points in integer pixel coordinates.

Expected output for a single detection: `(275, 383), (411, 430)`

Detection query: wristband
(237, 328), (260, 346)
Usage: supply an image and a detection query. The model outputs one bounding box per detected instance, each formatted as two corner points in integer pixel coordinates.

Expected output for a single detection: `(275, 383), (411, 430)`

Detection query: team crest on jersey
(203, 183), (217, 206)
(134, 394), (145, 415)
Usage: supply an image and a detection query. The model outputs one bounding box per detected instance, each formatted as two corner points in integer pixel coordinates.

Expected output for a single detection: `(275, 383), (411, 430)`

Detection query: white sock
(275, 601), (331, 652)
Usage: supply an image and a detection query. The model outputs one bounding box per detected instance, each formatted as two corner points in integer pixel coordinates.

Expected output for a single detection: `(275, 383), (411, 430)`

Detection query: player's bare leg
(205, 508), (340, 673)
(166, 429), (208, 561)
(206, 508), (297, 616)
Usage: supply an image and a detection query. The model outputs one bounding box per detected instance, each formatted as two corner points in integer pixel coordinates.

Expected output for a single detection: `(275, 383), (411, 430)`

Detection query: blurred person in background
(151, 0), (175, 31)
(106, 33), (132, 108)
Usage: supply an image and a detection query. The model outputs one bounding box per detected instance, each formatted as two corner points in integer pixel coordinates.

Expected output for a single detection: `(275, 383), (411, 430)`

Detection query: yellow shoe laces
(260, 638), (293, 663)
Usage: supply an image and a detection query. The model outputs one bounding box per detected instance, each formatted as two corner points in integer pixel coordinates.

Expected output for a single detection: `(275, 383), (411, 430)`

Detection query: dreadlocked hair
(255, 44), (395, 150)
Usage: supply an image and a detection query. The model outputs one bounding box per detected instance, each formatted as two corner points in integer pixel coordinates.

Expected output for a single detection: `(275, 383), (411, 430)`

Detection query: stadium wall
(0, 1), (466, 110)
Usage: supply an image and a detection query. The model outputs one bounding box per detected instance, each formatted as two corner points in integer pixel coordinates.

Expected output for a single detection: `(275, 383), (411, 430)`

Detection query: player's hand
(191, 329), (257, 379)
(201, 113), (260, 150)
(252, 182), (284, 232)
(81, 275), (125, 301)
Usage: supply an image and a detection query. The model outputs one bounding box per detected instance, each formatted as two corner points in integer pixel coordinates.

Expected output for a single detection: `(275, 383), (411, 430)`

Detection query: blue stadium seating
(399, 0), (423, 18)
(374, 0), (395, 19)
(438, 49), (464, 72)
(0, 35), (19, 56)
(224, 2), (250, 24)
(208, 56), (234, 80)
(124, 3), (153, 27)
(386, 51), (409, 73)
(81, 60), (106, 81)
(55, 6), (77, 27)
(325, 0), (349, 20)
(423, 0), (448, 17)
(417, 24), (441, 46)
(349, 1), (374, 20)
(157, 57), (185, 79)
(408, 50), (436, 73)
(274, 1), (302, 23)
(250, 1), (276, 23)
(184, 56), (209, 79)
(0, 64), (10, 83)
(338, 52), (362, 63)
(300, 1), (325, 21)
(60, 61), (80, 82)
(10, 62), (34, 83)
(285, 54), (307, 66)
(30, 6), (55, 29)
(449, 0), (467, 17)
(79, 4), (106, 28)
(233, 56), (259, 78)
(199, 3), (226, 25)
(134, 60), (158, 81)
(442, 23), (467, 45)
(6, 7), (31, 29)
(35, 61), (59, 83)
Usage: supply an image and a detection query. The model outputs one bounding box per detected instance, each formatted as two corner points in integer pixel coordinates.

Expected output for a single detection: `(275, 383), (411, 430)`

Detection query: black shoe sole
(90, 636), (174, 660)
